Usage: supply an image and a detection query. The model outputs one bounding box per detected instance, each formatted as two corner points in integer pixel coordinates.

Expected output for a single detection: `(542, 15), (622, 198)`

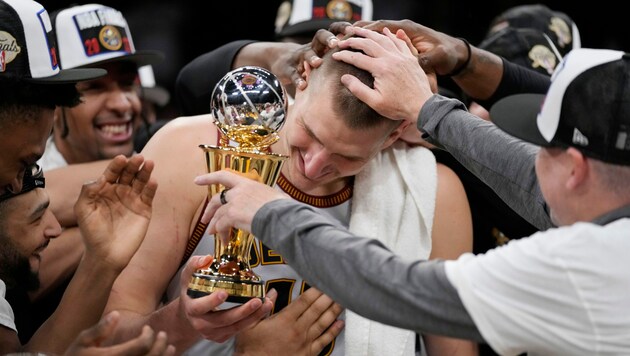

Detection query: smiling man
(37, 3), (164, 170)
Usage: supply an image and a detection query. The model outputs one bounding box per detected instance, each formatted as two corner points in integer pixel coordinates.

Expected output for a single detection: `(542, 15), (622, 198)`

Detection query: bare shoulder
(434, 162), (471, 224)
(436, 162), (465, 189)
(142, 114), (218, 153)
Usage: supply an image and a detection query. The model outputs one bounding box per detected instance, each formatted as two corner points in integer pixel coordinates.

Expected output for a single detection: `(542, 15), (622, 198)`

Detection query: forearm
(451, 47), (504, 101)
(111, 297), (200, 351)
(232, 42), (300, 71)
(419, 95), (553, 230)
(24, 256), (119, 353)
(252, 200), (483, 341)
(175, 40), (256, 116)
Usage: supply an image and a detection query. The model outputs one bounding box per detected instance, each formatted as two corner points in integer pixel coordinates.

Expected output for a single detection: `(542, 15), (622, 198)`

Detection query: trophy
(187, 66), (288, 304)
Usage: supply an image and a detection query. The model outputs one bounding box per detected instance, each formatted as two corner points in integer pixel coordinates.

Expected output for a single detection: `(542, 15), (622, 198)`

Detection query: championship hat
(52, 3), (163, 70)
(275, 0), (372, 39)
(479, 27), (563, 76)
(0, 0), (105, 83)
(490, 48), (630, 166)
(487, 4), (580, 58)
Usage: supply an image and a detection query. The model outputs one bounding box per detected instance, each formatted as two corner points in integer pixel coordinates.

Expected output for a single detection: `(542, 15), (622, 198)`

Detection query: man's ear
(566, 147), (589, 190)
(380, 121), (412, 149)
(303, 60), (312, 82)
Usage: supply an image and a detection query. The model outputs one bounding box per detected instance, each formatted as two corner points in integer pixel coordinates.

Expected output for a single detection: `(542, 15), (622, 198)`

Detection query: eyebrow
(298, 116), (366, 162)
(29, 198), (50, 221)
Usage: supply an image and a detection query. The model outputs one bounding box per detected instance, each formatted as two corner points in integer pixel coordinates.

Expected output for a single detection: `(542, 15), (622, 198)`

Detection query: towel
(344, 141), (437, 356)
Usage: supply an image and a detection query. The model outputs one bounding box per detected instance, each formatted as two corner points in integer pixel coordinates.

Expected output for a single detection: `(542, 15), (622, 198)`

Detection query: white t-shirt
(445, 218), (630, 355)
(38, 136), (68, 171)
(0, 279), (17, 332)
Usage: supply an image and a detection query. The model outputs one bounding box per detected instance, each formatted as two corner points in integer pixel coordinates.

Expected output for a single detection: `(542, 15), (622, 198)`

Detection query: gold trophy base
(187, 273), (265, 303)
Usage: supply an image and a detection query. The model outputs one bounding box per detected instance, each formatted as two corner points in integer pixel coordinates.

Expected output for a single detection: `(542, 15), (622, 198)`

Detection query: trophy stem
(187, 145), (286, 303)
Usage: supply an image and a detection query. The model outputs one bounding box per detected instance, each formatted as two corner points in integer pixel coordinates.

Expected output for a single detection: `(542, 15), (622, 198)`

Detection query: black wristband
(447, 37), (472, 77)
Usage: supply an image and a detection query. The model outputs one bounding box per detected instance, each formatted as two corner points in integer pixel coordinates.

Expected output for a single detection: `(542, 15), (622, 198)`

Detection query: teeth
(100, 123), (130, 135)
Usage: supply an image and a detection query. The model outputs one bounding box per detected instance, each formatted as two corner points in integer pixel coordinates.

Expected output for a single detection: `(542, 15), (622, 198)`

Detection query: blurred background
(45, 0), (626, 119)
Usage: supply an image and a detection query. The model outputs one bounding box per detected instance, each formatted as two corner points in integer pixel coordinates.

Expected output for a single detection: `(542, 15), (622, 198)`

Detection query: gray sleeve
(252, 199), (485, 342)
(419, 94), (553, 230)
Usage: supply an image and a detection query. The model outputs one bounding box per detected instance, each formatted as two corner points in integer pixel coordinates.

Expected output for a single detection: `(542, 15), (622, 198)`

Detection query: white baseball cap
(52, 3), (163, 70)
(0, 0), (105, 83)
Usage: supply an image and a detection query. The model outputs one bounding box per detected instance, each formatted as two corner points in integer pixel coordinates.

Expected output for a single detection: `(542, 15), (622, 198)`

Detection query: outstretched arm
(193, 170), (483, 341)
(25, 155), (157, 354)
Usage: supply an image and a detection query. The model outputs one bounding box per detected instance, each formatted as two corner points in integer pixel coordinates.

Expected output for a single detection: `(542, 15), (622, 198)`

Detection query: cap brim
(142, 86), (170, 106)
(25, 68), (107, 84)
(277, 19), (335, 38)
(490, 93), (551, 147)
(81, 50), (165, 69)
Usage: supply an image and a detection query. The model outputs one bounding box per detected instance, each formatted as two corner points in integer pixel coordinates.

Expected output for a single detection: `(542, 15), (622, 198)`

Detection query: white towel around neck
(345, 141), (437, 356)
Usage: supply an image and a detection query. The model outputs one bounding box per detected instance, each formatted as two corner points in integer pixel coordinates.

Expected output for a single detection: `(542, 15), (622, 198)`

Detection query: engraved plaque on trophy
(187, 66), (288, 303)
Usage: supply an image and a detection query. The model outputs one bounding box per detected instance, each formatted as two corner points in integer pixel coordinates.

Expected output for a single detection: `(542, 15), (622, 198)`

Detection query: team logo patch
(326, 0), (353, 21)
(549, 17), (571, 48)
(99, 25), (123, 51)
(0, 31), (20, 72)
(529, 44), (557, 75)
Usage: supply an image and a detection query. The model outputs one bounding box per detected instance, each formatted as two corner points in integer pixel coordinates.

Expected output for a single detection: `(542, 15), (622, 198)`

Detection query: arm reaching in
(194, 170), (289, 241)
(64, 311), (175, 356)
(24, 155), (157, 354)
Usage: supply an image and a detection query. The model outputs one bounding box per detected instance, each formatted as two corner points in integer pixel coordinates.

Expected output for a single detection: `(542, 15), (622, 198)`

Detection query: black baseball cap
(490, 48), (630, 166)
(479, 27), (563, 76)
(0, 164), (45, 202)
(0, 0), (105, 83)
(275, 0), (372, 39)
(487, 4), (580, 58)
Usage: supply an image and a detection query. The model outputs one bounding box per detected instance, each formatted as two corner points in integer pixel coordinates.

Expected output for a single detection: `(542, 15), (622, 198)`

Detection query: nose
(105, 85), (136, 114)
(303, 148), (334, 180)
(44, 211), (63, 239)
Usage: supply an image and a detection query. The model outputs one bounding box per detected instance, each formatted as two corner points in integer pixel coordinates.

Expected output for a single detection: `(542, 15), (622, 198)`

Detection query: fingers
(73, 310), (120, 346)
(104, 325), (173, 356)
(311, 319), (345, 354)
(118, 154), (145, 186)
(101, 155), (130, 183)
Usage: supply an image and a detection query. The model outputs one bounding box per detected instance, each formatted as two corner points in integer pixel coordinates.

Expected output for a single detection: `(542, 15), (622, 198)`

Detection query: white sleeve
(0, 279), (16, 332)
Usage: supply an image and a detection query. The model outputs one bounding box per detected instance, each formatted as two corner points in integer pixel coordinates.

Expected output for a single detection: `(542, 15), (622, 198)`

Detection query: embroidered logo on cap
(326, 0), (353, 21)
(0, 31), (20, 72)
(549, 16), (571, 49)
(529, 44), (557, 75)
(572, 128), (589, 146)
(73, 8), (131, 58)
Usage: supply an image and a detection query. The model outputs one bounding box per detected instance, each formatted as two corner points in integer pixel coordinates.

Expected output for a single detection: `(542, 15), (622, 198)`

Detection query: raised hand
(74, 154), (157, 272)
(332, 26), (433, 123)
(346, 19), (468, 77)
(178, 255), (275, 343)
(233, 287), (344, 356)
(64, 311), (175, 356)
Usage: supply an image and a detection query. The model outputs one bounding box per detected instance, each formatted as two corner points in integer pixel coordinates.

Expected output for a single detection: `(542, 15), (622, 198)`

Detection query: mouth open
(95, 121), (133, 143)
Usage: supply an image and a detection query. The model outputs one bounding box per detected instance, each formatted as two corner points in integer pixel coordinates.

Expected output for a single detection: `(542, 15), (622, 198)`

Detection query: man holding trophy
(101, 39), (476, 355)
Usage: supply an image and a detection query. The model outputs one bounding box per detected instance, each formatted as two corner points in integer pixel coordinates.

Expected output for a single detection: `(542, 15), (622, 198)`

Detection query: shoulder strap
(180, 197), (210, 267)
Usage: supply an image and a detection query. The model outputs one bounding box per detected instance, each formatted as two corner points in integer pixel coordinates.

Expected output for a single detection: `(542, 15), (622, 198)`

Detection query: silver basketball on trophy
(210, 66), (288, 150)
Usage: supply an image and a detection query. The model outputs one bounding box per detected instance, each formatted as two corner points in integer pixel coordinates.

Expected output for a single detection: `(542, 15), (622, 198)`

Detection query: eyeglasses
(0, 164), (46, 202)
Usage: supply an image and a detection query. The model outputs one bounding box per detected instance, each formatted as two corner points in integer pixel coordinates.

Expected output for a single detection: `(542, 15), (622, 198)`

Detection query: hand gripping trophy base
(187, 145), (286, 303)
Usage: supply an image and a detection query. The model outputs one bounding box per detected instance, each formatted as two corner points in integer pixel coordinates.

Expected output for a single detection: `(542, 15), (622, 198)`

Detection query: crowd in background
(44, 0), (628, 121)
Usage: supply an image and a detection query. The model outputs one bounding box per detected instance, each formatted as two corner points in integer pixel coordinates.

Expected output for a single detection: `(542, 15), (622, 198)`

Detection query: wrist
(447, 38), (472, 77)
